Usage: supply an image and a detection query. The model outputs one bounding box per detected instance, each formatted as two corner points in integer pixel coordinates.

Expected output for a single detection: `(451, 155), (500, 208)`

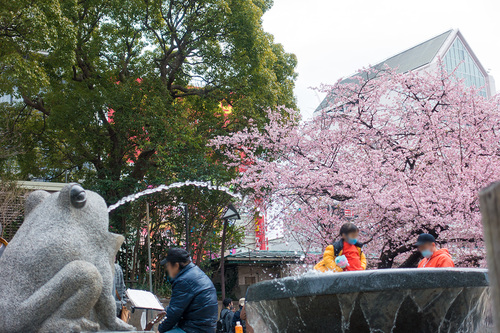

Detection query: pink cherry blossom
(210, 66), (500, 268)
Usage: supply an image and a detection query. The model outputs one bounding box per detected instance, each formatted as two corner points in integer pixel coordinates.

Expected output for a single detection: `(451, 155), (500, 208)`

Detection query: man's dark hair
(223, 298), (232, 307)
(160, 248), (191, 267)
(339, 222), (359, 236)
(178, 261), (190, 269)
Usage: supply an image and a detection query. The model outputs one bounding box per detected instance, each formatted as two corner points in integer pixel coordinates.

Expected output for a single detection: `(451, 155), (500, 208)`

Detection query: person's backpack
(217, 309), (230, 333)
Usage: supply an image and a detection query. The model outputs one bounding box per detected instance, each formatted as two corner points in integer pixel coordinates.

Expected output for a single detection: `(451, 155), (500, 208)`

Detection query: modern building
(315, 29), (496, 115)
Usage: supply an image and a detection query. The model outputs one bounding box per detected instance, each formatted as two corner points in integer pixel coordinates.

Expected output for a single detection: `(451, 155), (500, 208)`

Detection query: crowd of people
(217, 297), (249, 333)
(109, 223), (455, 332)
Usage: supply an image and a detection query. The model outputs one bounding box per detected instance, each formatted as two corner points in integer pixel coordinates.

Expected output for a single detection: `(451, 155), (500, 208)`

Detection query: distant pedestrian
(217, 298), (234, 333)
(239, 305), (253, 333)
(314, 222), (367, 272)
(231, 298), (246, 333)
(113, 262), (128, 319)
(415, 233), (455, 268)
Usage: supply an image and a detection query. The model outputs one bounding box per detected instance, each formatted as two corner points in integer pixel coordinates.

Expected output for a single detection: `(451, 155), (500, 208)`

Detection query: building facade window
(244, 276), (256, 285)
(443, 37), (487, 97)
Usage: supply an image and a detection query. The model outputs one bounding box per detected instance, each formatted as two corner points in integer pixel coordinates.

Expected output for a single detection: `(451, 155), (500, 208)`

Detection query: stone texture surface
(246, 268), (491, 333)
(0, 184), (135, 333)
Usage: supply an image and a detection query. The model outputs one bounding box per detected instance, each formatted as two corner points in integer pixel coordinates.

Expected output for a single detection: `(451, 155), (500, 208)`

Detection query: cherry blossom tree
(211, 66), (500, 268)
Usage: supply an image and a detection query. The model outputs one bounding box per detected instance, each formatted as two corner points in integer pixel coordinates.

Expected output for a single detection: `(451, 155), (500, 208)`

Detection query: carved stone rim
(246, 268), (489, 302)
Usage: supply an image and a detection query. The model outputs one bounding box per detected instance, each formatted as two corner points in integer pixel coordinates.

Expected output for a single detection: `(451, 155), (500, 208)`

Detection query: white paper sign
(126, 289), (165, 311)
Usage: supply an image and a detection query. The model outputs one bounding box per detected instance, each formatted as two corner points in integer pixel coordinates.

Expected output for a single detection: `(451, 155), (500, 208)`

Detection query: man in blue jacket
(158, 248), (218, 333)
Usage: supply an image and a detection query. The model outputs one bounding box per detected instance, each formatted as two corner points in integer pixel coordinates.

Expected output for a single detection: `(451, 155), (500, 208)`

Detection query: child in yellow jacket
(314, 222), (367, 272)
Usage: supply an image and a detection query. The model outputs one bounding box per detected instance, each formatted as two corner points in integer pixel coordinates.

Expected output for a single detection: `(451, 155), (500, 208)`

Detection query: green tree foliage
(0, 0), (75, 162)
(0, 0), (75, 101)
(1, 0), (296, 193)
(0, 0), (295, 287)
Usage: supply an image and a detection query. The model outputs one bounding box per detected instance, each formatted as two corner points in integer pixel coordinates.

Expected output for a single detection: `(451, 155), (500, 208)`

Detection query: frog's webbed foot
(93, 293), (136, 331)
(109, 317), (135, 331)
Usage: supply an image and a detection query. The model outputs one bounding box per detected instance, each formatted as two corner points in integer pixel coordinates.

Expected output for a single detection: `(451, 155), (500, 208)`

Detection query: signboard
(126, 289), (164, 311)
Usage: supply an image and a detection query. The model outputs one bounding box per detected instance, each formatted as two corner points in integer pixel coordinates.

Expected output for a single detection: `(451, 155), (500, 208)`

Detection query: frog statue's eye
(70, 185), (87, 209)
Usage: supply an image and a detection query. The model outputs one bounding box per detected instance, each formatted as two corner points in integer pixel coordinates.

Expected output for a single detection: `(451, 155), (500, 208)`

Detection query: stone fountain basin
(245, 268), (490, 333)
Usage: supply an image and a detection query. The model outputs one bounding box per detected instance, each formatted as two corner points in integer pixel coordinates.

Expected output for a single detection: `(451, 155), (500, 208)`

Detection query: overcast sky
(262, 0), (500, 121)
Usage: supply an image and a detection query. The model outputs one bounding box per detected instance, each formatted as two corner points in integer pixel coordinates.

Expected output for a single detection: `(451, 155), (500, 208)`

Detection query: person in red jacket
(314, 222), (367, 272)
(415, 233), (455, 268)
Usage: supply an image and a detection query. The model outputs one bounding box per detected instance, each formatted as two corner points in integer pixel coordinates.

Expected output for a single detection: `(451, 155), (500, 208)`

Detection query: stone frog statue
(0, 184), (135, 332)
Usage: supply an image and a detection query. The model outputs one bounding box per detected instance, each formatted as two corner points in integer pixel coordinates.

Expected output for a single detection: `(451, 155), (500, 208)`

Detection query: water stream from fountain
(107, 181), (241, 212)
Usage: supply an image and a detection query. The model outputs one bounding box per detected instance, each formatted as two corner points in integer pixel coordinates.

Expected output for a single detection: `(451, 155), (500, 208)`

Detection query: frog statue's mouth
(245, 268), (491, 333)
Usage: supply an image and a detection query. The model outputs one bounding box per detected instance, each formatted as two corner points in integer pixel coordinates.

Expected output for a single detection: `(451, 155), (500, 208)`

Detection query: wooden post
(146, 202), (153, 324)
(146, 203), (153, 293)
(185, 204), (190, 253)
(220, 218), (228, 301)
(479, 181), (500, 333)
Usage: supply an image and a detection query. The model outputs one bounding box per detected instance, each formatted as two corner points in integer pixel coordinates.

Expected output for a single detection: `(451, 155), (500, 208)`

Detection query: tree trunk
(399, 251), (421, 268)
(185, 204), (189, 254)
(479, 182), (500, 333)
(131, 227), (141, 283)
(378, 250), (395, 269)
(220, 218), (228, 300)
(195, 239), (205, 267)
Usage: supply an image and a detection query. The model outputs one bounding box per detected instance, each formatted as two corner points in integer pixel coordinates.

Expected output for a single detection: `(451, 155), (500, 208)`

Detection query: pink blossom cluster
(210, 66), (500, 267)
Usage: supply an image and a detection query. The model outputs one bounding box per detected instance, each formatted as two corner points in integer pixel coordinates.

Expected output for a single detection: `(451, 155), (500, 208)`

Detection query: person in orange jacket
(314, 222), (367, 272)
(415, 233), (455, 268)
